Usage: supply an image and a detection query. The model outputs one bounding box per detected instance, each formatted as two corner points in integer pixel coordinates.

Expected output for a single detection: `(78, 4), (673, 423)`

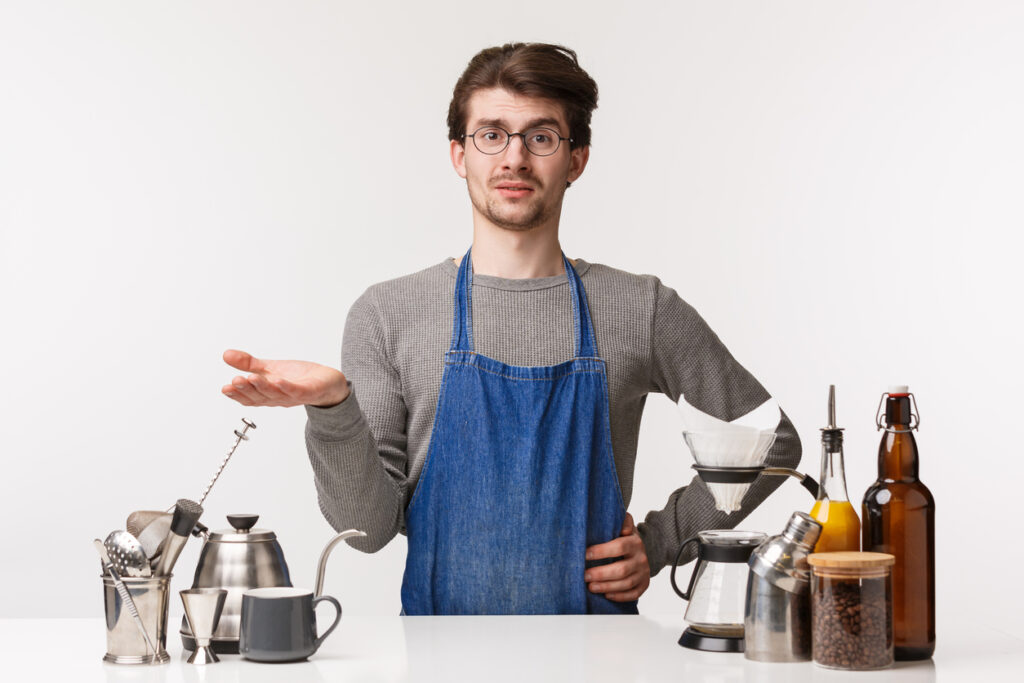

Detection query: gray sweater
(304, 257), (801, 575)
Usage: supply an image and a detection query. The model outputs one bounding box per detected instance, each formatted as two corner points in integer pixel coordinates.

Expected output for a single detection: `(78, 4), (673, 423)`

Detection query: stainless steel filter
(744, 511), (821, 662)
(102, 575), (171, 664)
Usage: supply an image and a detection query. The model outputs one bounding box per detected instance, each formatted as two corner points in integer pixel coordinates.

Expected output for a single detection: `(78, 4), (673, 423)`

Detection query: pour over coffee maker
(670, 398), (818, 652)
(676, 396), (818, 511)
(684, 431), (819, 511)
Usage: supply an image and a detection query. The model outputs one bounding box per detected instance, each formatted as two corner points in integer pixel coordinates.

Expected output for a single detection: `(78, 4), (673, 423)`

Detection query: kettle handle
(670, 535), (702, 601)
(314, 529), (367, 597)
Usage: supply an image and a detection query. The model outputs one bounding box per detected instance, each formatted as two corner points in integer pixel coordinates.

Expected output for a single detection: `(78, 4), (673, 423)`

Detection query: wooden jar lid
(807, 551), (895, 568)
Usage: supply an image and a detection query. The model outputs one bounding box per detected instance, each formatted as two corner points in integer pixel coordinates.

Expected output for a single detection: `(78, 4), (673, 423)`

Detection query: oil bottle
(862, 386), (935, 660)
(809, 385), (860, 552)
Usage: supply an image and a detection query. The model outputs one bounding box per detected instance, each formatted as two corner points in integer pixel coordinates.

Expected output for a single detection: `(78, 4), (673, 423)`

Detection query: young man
(222, 43), (801, 615)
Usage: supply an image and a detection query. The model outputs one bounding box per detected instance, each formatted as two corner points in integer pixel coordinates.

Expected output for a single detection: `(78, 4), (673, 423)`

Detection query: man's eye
(481, 129), (504, 142)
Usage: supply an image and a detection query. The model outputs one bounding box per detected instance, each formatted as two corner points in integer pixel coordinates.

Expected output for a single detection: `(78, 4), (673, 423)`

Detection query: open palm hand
(221, 349), (349, 408)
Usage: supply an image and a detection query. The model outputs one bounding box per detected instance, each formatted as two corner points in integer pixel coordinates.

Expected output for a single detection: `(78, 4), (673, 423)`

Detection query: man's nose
(502, 134), (531, 169)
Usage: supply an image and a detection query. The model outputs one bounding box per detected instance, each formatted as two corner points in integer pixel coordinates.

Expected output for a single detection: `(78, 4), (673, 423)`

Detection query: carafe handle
(670, 535), (702, 601)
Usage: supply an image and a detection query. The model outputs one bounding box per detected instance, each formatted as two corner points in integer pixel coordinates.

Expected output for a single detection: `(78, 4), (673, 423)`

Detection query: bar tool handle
(799, 474), (820, 498)
(761, 467), (820, 498)
(154, 499), (203, 577)
(670, 535), (702, 601)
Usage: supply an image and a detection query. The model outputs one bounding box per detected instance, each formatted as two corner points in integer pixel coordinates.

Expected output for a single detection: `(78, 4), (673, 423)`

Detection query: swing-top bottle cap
(888, 385), (909, 396)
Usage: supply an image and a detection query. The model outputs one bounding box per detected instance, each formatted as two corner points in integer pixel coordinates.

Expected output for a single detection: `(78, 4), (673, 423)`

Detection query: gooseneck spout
(314, 529), (367, 597)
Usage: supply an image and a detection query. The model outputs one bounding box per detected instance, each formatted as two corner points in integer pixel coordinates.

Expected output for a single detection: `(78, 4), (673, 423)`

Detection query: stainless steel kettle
(181, 514), (292, 654)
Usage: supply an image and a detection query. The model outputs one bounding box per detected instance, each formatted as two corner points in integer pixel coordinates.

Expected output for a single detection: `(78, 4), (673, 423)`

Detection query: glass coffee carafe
(671, 530), (768, 652)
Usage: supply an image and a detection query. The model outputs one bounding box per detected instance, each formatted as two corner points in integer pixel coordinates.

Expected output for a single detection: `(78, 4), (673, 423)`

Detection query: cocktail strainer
(104, 530), (152, 578)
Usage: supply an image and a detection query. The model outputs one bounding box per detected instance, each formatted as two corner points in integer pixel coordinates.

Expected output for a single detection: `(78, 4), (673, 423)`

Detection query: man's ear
(451, 139), (468, 179)
(567, 145), (590, 186)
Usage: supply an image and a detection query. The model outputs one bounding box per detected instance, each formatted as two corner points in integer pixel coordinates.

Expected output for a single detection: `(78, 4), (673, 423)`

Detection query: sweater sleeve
(635, 279), (802, 575)
(304, 288), (408, 553)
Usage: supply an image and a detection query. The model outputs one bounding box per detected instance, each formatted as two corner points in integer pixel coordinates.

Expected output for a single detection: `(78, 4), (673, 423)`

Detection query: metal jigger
(180, 589), (228, 664)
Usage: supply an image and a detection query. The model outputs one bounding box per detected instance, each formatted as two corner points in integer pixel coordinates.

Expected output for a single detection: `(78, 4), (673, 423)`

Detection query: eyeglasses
(462, 126), (572, 157)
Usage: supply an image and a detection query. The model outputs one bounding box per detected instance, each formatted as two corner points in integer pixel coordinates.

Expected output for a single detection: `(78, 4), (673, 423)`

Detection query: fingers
(222, 383), (255, 406)
(272, 376), (304, 400)
(585, 537), (645, 582)
(587, 534), (634, 561)
(590, 514), (638, 560)
(605, 579), (650, 602)
(585, 517), (651, 602)
(223, 349), (263, 373)
(222, 373), (300, 407)
(585, 555), (649, 599)
(223, 376), (266, 405)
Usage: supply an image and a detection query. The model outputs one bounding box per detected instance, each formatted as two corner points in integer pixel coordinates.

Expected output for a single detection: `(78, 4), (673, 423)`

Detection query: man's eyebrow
(473, 117), (565, 132)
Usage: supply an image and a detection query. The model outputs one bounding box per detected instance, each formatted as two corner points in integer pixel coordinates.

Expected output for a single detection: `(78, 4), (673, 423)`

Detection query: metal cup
(101, 575), (171, 664)
(181, 588), (228, 664)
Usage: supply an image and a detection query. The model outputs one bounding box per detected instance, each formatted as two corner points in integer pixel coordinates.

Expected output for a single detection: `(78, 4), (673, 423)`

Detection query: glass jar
(808, 551), (895, 670)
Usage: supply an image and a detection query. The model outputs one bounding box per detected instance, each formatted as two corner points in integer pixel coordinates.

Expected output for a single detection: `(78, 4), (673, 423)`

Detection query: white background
(1, 0), (1021, 640)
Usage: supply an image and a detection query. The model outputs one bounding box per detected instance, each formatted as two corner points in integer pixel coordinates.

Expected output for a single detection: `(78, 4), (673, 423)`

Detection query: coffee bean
(811, 575), (893, 669)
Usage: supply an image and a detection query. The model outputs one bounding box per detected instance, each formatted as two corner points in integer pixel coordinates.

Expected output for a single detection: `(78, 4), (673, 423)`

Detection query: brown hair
(447, 43), (599, 149)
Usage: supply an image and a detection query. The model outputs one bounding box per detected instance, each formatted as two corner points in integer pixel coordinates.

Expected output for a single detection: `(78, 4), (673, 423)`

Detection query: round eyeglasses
(462, 126), (572, 157)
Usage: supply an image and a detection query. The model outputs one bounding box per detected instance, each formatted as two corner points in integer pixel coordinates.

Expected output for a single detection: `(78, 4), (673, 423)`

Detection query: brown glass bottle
(862, 387), (935, 660)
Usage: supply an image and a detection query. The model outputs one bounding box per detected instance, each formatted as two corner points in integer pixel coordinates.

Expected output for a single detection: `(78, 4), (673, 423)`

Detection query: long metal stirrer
(199, 418), (257, 506)
(166, 418), (258, 514)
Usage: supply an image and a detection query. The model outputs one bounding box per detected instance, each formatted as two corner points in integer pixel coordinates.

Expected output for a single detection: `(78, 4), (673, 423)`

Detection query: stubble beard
(469, 177), (561, 232)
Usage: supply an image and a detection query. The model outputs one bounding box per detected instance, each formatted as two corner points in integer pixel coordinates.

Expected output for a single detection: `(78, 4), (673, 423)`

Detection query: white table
(1, 616), (1020, 682)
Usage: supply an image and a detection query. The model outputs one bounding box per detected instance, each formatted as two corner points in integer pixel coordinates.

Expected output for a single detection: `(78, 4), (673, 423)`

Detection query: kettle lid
(208, 513), (278, 542)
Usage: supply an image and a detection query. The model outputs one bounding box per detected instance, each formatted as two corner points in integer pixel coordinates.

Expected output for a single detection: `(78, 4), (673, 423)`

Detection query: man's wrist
(310, 381), (351, 408)
(305, 383), (364, 441)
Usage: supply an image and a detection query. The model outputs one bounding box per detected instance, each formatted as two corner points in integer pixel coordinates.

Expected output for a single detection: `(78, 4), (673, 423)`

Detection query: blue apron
(400, 249), (638, 615)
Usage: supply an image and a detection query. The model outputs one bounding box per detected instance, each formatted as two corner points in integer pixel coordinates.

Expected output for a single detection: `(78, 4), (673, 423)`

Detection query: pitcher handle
(670, 535), (702, 601)
(311, 595), (342, 653)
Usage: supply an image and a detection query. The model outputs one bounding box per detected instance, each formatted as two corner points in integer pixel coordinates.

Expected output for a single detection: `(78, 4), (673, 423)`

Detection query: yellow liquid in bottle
(809, 499), (861, 552)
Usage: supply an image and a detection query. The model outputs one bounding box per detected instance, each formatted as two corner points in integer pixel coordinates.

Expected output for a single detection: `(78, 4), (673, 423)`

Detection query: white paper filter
(677, 395), (781, 512)
(706, 483), (751, 513)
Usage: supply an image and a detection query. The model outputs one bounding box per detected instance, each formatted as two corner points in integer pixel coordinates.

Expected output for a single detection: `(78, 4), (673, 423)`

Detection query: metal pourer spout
(821, 384), (844, 450)
(827, 384), (837, 429)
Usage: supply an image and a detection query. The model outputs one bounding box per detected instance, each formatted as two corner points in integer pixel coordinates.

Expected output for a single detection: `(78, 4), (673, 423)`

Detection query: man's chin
(484, 204), (548, 232)
(489, 217), (540, 232)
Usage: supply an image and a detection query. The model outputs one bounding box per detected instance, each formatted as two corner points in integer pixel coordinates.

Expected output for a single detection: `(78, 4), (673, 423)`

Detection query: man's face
(451, 88), (589, 233)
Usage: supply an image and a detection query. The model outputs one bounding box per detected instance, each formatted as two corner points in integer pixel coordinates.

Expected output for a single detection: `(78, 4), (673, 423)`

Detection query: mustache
(489, 173), (541, 188)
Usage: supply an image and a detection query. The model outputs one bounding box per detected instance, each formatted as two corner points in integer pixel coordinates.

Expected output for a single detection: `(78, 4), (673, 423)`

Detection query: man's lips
(493, 181), (535, 198)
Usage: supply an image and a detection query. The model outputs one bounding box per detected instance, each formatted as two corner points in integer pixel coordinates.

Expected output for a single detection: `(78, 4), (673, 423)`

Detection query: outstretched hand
(584, 513), (651, 602)
(221, 349), (349, 408)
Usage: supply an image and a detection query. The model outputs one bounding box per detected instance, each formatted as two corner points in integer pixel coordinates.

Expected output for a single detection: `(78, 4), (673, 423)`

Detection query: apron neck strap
(450, 248), (597, 358)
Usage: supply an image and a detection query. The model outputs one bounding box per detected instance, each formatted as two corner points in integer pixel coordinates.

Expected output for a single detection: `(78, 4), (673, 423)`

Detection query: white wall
(2, 0), (1022, 638)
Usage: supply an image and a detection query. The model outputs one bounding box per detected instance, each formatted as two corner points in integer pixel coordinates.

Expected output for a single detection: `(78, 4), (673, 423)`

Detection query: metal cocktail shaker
(744, 511), (822, 662)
